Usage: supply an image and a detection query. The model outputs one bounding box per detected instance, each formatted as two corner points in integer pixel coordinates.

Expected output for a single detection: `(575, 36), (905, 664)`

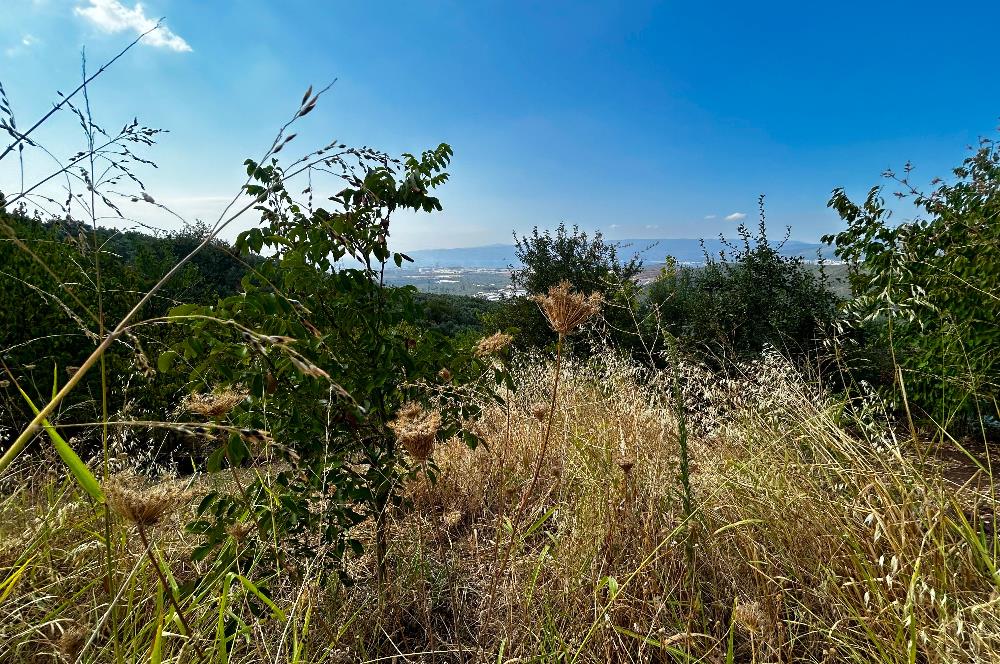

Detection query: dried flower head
(57, 623), (88, 663)
(618, 458), (635, 474)
(183, 389), (247, 419)
(104, 477), (188, 528)
(474, 331), (513, 358)
(529, 402), (550, 422)
(732, 599), (766, 634)
(389, 402), (441, 461)
(226, 521), (255, 542)
(437, 367), (453, 382)
(531, 280), (602, 336)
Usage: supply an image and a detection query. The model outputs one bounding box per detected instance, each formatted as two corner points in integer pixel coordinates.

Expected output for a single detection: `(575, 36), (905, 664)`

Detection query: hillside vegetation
(1, 48), (999, 664)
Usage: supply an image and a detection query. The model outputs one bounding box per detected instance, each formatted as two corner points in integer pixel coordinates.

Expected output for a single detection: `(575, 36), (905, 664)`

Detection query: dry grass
(2, 348), (999, 662)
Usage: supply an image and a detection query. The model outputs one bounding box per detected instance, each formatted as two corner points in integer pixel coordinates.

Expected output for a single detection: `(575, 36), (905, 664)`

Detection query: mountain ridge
(397, 238), (831, 269)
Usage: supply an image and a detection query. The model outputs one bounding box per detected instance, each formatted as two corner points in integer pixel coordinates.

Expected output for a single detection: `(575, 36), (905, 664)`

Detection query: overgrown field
(2, 38), (998, 664)
(3, 350), (998, 663)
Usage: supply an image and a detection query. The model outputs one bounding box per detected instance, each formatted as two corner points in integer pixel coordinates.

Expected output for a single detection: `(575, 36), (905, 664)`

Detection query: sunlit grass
(3, 348), (997, 662)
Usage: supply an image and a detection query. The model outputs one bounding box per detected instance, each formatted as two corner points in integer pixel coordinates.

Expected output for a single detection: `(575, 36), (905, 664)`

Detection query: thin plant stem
(136, 523), (207, 662)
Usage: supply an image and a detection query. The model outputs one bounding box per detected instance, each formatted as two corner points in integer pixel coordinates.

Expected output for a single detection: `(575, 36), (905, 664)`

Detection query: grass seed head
(531, 280), (602, 336)
(183, 389), (247, 419)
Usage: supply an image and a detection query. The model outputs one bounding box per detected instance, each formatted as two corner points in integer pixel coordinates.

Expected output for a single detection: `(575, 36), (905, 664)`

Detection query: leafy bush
(485, 222), (643, 350)
(646, 198), (839, 364)
(163, 142), (499, 578)
(826, 140), (1000, 428)
(0, 211), (250, 449)
(413, 292), (499, 337)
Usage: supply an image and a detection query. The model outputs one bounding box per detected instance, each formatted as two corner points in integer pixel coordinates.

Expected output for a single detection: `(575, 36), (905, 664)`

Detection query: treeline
(0, 213), (253, 440)
(0, 209), (500, 445)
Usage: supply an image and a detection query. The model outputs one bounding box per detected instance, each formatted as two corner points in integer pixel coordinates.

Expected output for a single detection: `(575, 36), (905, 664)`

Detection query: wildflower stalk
(669, 337), (693, 524)
(135, 523), (207, 662)
(484, 282), (600, 637)
(514, 332), (564, 520)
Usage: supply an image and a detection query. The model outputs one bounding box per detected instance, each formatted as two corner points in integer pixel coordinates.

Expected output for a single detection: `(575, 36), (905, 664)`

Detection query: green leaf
(232, 573), (286, 622)
(18, 371), (104, 504)
(157, 350), (179, 373)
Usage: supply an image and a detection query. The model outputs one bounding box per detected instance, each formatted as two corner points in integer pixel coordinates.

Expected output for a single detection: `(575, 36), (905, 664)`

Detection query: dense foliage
(413, 291), (499, 337)
(646, 200), (839, 365)
(485, 222), (643, 350)
(161, 142), (500, 578)
(0, 211), (251, 441)
(827, 141), (1000, 427)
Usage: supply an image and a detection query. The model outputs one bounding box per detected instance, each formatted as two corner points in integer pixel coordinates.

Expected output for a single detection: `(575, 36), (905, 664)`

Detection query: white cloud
(704, 214), (717, 220)
(609, 223), (619, 229)
(644, 224), (659, 230)
(724, 212), (746, 222)
(74, 0), (192, 52)
(5, 34), (40, 57)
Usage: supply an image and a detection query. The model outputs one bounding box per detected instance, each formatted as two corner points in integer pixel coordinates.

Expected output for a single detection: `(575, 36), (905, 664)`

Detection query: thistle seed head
(226, 521), (255, 542)
(732, 599), (767, 634)
(56, 623), (88, 663)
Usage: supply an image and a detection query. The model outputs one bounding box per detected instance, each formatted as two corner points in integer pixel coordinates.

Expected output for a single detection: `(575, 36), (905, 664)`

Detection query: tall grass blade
(16, 367), (104, 503)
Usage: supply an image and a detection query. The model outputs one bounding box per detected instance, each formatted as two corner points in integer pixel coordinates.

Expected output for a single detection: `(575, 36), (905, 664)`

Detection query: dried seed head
(389, 402), (441, 461)
(57, 623), (88, 663)
(531, 280), (602, 336)
(732, 599), (766, 634)
(437, 367), (452, 382)
(288, 354), (330, 379)
(104, 477), (188, 528)
(474, 331), (513, 358)
(226, 521), (255, 542)
(529, 402), (550, 422)
(183, 389), (247, 419)
(618, 458), (635, 474)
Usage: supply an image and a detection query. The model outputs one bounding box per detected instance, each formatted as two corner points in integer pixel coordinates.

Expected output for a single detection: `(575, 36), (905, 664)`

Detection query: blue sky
(3, 1), (1000, 251)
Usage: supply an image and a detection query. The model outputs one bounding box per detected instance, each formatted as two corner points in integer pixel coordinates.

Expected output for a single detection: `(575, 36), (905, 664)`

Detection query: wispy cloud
(609, 223), (619, 229)
(703, 214), (717, 220)
(74, 0), (192, 52)
(724, 212), (746, 222)
(644, 224), (659, 230)
(5, 34), (40, 57)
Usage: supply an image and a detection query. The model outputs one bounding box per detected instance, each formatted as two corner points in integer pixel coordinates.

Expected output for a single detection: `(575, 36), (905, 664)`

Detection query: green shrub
(485, 222), (643, 351)
(646, 198), (839, 365)
(826, 140), (1000, 428)
(163, 143), (500, 578)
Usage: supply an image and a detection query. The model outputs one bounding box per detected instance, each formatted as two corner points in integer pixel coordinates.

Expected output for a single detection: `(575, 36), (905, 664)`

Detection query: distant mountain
(399, 238), (830, 269)
(401, 243), (516, 269)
